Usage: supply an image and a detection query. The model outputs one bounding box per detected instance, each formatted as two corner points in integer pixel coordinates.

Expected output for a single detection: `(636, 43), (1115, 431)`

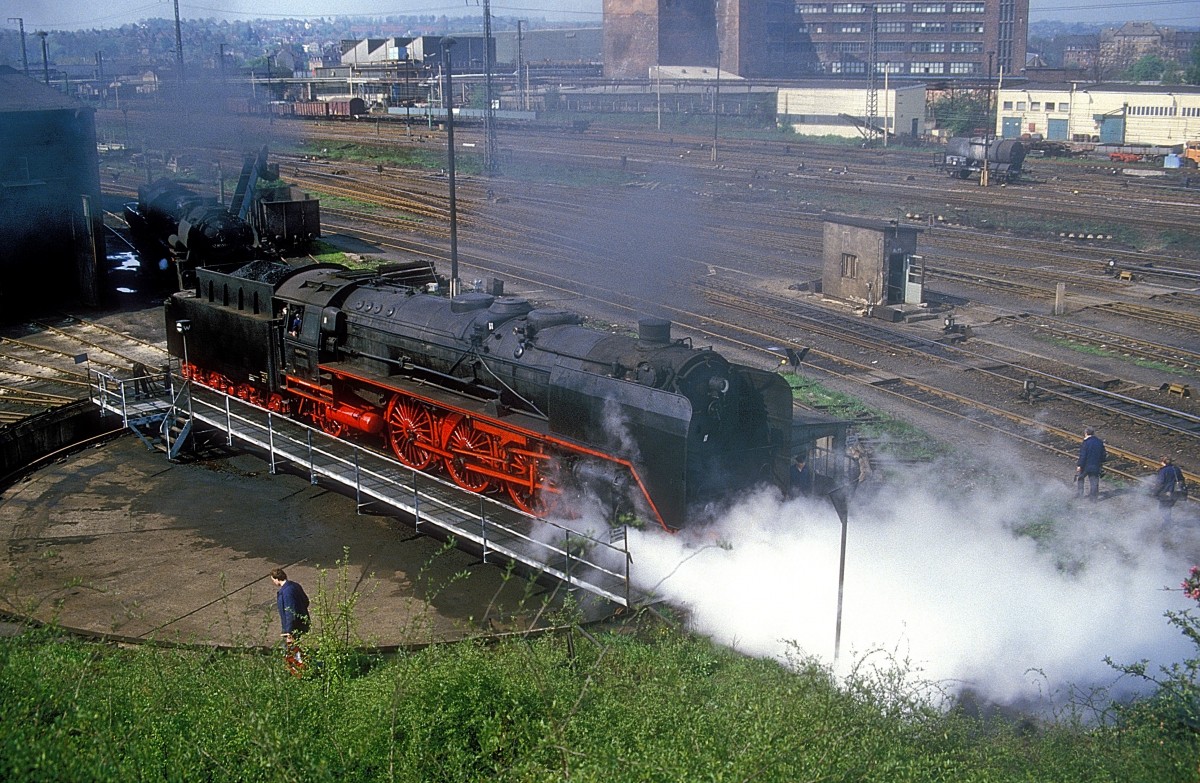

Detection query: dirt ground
(0, 434), (571, 648)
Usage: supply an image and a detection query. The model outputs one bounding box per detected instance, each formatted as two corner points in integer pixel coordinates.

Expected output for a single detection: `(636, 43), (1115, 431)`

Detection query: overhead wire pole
(441, 37), (460, 297)
(35, 30), (48, 84)
(516, 20), (524, 111)
(482, 0), (499, 175)
(865, 5), (879, 143)
(172, 0), (185, 84)
(7, 18), (29, 76)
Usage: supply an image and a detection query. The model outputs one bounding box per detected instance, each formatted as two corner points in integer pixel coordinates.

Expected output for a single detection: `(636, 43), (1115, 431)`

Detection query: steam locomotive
(942, 137), (1027, 182)
(164, 260), (796, 530)
(123, 149), (320, 285)
(124, 179), (255, 271)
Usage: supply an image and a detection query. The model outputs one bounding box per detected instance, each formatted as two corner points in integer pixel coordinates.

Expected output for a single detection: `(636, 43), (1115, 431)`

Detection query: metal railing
(90, 367), (632, 607)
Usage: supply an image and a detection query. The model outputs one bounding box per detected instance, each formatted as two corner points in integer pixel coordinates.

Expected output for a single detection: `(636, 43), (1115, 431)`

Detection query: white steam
(628, 458), (1195, 706)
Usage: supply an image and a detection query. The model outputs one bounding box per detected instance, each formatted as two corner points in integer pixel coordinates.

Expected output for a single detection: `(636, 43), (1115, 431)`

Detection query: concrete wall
(0, 402), (116, 484)
(0, 82), (106, 316)
(822, 217), (919, 307)
(604, 0), (660, 79)
(824, 221), (884, 306)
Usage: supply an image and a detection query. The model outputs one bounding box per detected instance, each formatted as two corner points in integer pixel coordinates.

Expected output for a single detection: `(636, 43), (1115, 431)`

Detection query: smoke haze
(628, 453), (1195, 707)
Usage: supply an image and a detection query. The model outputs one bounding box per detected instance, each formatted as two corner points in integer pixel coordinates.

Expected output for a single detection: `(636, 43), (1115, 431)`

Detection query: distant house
(1100, 21), (1172, 72)
(134, 70), (161, 94)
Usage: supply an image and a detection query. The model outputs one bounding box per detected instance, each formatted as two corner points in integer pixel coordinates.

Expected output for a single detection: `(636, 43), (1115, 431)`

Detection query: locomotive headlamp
(175, 319), (191, 333)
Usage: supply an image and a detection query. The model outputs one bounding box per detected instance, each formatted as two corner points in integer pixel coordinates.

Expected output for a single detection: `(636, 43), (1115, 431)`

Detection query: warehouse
(995, 83), (1200, 146)
(777, 82), (928, 139)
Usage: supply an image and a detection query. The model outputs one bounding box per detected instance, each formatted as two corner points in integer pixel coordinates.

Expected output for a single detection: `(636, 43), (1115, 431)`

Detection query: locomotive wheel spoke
(385, 396), (436, 470)
(444, 417), (494, 493)
(504, 447), (557, 517)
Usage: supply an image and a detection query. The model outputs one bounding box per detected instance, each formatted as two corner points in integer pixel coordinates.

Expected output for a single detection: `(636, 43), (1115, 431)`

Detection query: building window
(831, 60), (866, 74)
(949, 62), (979, 74)
(912, 21), (947, 32)
(876, 2), (906, 11)
(912, 2), (947, 11)
(911, 62), (945, 74)
(877, 21), (906, 32)
(951, 22), (984, 33)
(912, 42), (946, 53)
(838, 23), (864, 32)
(1002, 100), (1013, 110)
(831, 42), (866, 53)
(1016, 101), (1026, 110)
(832, 3), (868, 11)
(1058, 102), (1070, 111)
(877, 62), (904, 73)
(796, 4), (828, 12)
(1030, 101), (1041, 110)
(841, 253), (859, 279)
(950, 2), (985, 10)
(878, 41), (907, 52)
(950, 41), (983, 53)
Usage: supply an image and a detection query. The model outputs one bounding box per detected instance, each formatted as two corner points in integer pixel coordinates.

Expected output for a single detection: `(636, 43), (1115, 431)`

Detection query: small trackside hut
(821, 213), (924, 322)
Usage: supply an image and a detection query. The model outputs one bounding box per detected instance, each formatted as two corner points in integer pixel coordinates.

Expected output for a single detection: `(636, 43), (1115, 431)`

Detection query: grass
(783, 373), (949, 462)
(1, 607), (1196, 782)
(1038, 336), (1199, 380)
(296, 138), (480, 175)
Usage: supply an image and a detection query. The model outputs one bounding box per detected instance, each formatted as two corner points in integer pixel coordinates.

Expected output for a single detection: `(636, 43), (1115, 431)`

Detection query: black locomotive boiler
(165, 261), (796, 530)
(124, 179), (255, 270)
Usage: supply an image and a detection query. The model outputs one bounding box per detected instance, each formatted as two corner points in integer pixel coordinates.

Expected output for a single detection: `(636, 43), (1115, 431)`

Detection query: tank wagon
(165, 261), (796, 530)
(942, 137), (1027, 182)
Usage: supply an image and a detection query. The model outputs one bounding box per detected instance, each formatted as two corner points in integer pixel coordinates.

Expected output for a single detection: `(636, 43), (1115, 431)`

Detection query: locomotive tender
(165, 261), (796, 530)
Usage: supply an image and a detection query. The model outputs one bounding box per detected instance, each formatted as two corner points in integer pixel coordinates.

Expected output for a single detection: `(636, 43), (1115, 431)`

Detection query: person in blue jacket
(789, 454), (814, 498)
(1075, 427), (1107, 501)
(270, 568), (310, 642)
(1152, 456), (1186, 526)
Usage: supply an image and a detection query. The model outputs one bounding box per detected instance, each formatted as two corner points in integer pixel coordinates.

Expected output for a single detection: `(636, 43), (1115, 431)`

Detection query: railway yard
(5, 107), (1200, 511)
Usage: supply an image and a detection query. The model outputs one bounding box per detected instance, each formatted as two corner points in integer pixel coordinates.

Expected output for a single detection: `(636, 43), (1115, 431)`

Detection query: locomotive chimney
(638, 317), (672, 344)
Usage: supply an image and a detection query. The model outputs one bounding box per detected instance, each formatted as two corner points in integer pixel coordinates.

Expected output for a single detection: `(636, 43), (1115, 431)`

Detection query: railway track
(89, 113), (1200, 494)
(0, 315), (169, 424)
(993, 315), (1200, 373)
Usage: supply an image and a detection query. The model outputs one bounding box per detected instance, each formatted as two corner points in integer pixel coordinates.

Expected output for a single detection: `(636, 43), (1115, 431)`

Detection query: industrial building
(996, 83), (1200, 146)
(778, 82), (928, 138)
(493, 28), (604, 70)
(0, 65), (105, 317)
(603, 0), (1027, 81)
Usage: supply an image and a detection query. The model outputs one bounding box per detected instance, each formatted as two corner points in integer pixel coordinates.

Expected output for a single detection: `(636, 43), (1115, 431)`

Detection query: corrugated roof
(0, 65), (85, 113)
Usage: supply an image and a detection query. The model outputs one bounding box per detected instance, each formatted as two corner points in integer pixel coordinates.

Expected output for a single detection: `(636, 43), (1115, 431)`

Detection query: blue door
(1001, 116), (1022, 138)
(1047, 118), (1068, 140)
(1099, 116), (1125, 144)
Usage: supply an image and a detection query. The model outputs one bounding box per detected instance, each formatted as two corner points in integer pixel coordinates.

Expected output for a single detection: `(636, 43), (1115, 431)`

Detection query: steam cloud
(628, 453), (1195, 706)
